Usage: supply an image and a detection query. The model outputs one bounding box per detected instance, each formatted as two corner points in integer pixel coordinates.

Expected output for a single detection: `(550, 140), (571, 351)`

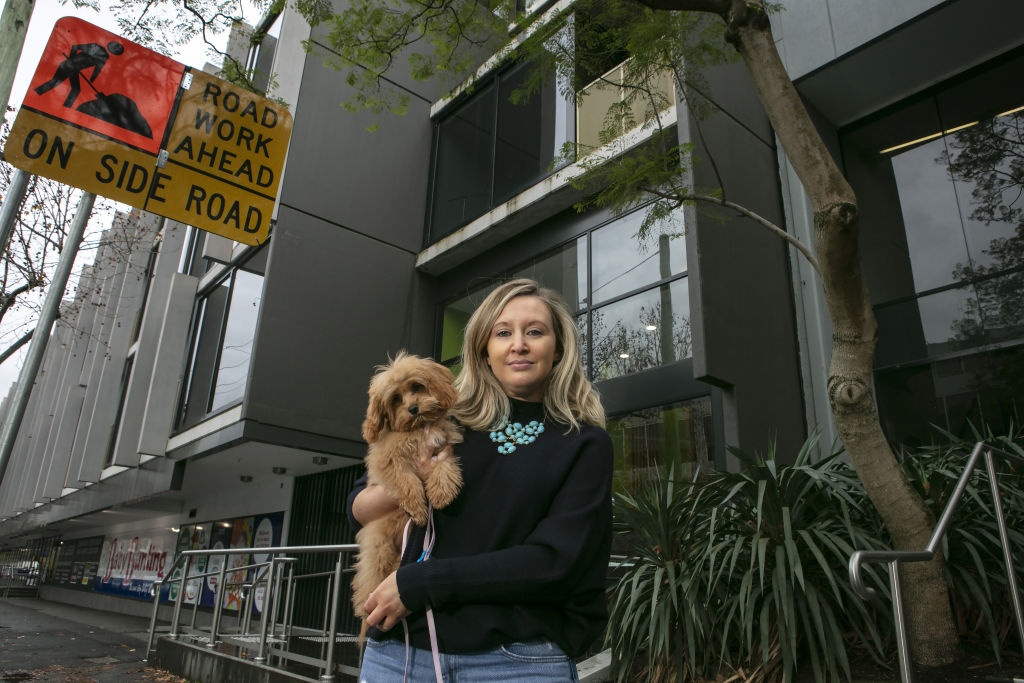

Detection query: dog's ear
(426, 362), (458, 412)
(362, 372), (389, 443)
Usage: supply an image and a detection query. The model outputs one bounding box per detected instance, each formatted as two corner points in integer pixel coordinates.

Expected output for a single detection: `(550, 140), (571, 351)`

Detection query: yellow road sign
(4, 17), (292, 246)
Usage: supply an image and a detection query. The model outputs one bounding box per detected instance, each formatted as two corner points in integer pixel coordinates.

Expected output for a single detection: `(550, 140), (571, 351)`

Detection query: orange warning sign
(19, 17), (183, 155)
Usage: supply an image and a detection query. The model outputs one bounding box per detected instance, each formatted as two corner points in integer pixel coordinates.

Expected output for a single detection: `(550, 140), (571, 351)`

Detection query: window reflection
(845, 48), (1024, 446)
(874, 285), (985, 367)
(591, 208), (684, 305)
(431, 84), (497, 239)
(179, 281), (230, 426)
(438, 204), (688, 382)
(877, 344), (1024, 446)
(429, 61), (578, 242)
(210, 270), (264, 411)
(606, 396), (714, 492)
(512, 237), (586, 310)
(177, 248), (267, 429)
(945, 111), (1023, 274)
(891, 140), (969, 293)
(592, 279), (690, 381)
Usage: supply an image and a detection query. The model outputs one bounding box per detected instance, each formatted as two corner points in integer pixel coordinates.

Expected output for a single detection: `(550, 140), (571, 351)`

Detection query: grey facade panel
(27, 320), (73, 503)
(277, 55), (434, 255)
(242, 207), (419, 443)
(686, 61), (805, 458)
(40, 277), (99, 499)
(42, 386), (85, 499)
(78, 222), (160, 473)
(792, 0), (1024, 127)
(113, 221), (188, 466)
(138, 273), (199, 457)
(71, 246), (128, 485)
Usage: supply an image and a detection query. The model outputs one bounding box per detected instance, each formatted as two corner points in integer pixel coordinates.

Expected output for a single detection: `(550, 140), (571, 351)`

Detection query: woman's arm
(346, 444), (454, 530)
(350, 483), (399, 528)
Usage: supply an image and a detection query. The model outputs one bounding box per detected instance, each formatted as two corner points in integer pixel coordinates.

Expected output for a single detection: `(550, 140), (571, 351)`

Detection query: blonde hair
(451, 278), (605, 431)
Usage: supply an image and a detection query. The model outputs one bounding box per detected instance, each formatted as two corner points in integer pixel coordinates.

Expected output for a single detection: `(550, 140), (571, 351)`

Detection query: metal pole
(242, 583), (253, 635)
(144, 579), (163, 660)
(986, 450), (1024, 654)
(0, 190), (93, 487)
(284, 562), (296, 643)
(890, 561), (914, 683)
(169, 556), (190, 639)
(208, 556), (229, 647)
(320, 551), (345, 683)
(0, 169), (30, 254)
(255, 562), (274, 663)
(319, 573), (333, 678)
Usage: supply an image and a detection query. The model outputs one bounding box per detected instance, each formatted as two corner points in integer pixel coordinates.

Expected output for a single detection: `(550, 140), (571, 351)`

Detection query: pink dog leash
(399, 506), (443, 683)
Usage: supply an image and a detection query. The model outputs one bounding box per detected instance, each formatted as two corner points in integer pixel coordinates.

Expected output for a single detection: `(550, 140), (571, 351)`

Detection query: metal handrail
(848, 441), (1024, 683)
(145, 542), (358, 683)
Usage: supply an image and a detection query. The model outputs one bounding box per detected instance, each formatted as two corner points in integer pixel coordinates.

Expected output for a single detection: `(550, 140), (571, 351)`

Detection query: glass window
(945, 110), (1024, 274)
(512, 237), (586, 310)
(429, 63), (574, 242)
(210, 270), (264, 411)
(437, 202), (687, 382)
(440, 288), (492, 366)
(131, 244), (160, 343)
(606, 396), (715, 493)
(843, 51), (1024, 446)
(176, 247), (267, 429)
(591, 208), (684, 305)
(178, 280), (231, 427)
(494, 61), (562, 205)
(104, 356), (135, 468)
(431, 84), (497, 239)
(591, 278), (690, 381)
(873, 284), (986, 367)
(890, 138), (970, 294)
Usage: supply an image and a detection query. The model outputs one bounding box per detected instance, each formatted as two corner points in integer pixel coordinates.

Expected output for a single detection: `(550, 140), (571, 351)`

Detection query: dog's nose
(408, 404), (419, 416)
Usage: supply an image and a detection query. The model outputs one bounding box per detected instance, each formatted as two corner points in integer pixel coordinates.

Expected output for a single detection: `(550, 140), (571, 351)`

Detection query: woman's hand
(364, 571), (410, 631)
(415, 442), (453, 482)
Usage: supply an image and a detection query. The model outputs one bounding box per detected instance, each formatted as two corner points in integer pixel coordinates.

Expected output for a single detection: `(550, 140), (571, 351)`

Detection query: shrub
(607, 433), (892, 682)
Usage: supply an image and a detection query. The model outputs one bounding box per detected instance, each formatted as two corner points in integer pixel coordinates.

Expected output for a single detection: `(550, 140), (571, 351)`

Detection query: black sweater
(346, 399), (613, 657)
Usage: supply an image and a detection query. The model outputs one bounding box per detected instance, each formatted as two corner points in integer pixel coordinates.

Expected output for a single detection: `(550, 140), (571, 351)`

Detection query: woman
(348, 278), (612, 681)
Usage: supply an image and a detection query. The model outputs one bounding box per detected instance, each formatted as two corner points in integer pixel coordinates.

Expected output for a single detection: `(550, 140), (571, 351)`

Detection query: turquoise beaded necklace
(489, 419), (545, 454)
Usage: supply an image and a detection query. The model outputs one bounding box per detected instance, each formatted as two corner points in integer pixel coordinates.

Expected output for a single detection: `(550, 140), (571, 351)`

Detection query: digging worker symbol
(34, 41), (154, 139)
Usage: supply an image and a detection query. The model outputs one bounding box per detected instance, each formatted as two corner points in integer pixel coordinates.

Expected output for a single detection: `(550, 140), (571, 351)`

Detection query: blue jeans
(360, 636), (579, 682)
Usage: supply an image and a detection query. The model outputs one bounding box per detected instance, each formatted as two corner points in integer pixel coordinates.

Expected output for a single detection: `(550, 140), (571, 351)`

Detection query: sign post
(4, 16), (292, 246)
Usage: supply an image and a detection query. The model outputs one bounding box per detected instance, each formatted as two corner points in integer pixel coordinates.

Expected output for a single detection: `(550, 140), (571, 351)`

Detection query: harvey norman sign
(4, 17), (292, 246)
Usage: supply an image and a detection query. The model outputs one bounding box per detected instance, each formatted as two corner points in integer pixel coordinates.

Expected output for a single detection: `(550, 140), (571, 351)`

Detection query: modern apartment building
(0, 0), (1020, 627)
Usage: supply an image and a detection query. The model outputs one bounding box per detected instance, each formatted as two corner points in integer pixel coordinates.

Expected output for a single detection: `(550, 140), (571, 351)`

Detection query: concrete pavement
(0, 597), (183, 682)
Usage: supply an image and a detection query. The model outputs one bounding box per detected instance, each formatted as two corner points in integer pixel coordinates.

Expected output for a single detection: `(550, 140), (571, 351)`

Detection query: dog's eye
(411, 382), (424, 393)
(391, 394), (402, 405)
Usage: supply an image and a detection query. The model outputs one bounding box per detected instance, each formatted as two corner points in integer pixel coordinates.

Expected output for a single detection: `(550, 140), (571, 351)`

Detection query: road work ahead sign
(4, 17), (292, 246)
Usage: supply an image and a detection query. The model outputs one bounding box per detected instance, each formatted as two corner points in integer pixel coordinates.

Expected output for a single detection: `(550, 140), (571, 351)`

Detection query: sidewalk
(0, 597), (184, 682)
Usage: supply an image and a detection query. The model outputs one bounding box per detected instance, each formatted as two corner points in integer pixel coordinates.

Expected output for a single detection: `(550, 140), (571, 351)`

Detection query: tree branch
(643, 185), (822, 274)
(0, 329), (33, 366)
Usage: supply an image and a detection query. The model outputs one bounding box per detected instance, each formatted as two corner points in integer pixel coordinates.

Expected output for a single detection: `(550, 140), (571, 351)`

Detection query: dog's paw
(401, 498), (428, 526)
(426, 460), (463, 508)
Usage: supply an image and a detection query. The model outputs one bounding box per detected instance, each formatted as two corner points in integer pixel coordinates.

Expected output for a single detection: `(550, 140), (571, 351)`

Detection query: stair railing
(145, 542), (358, 683)
(849, 441), (1024, 683)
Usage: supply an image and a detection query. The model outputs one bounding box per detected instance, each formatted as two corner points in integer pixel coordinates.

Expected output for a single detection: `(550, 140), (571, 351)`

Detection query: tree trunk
(727, 2), (959, 666)
(641, 0), (962, 666)
(0, 0), (34, 125)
